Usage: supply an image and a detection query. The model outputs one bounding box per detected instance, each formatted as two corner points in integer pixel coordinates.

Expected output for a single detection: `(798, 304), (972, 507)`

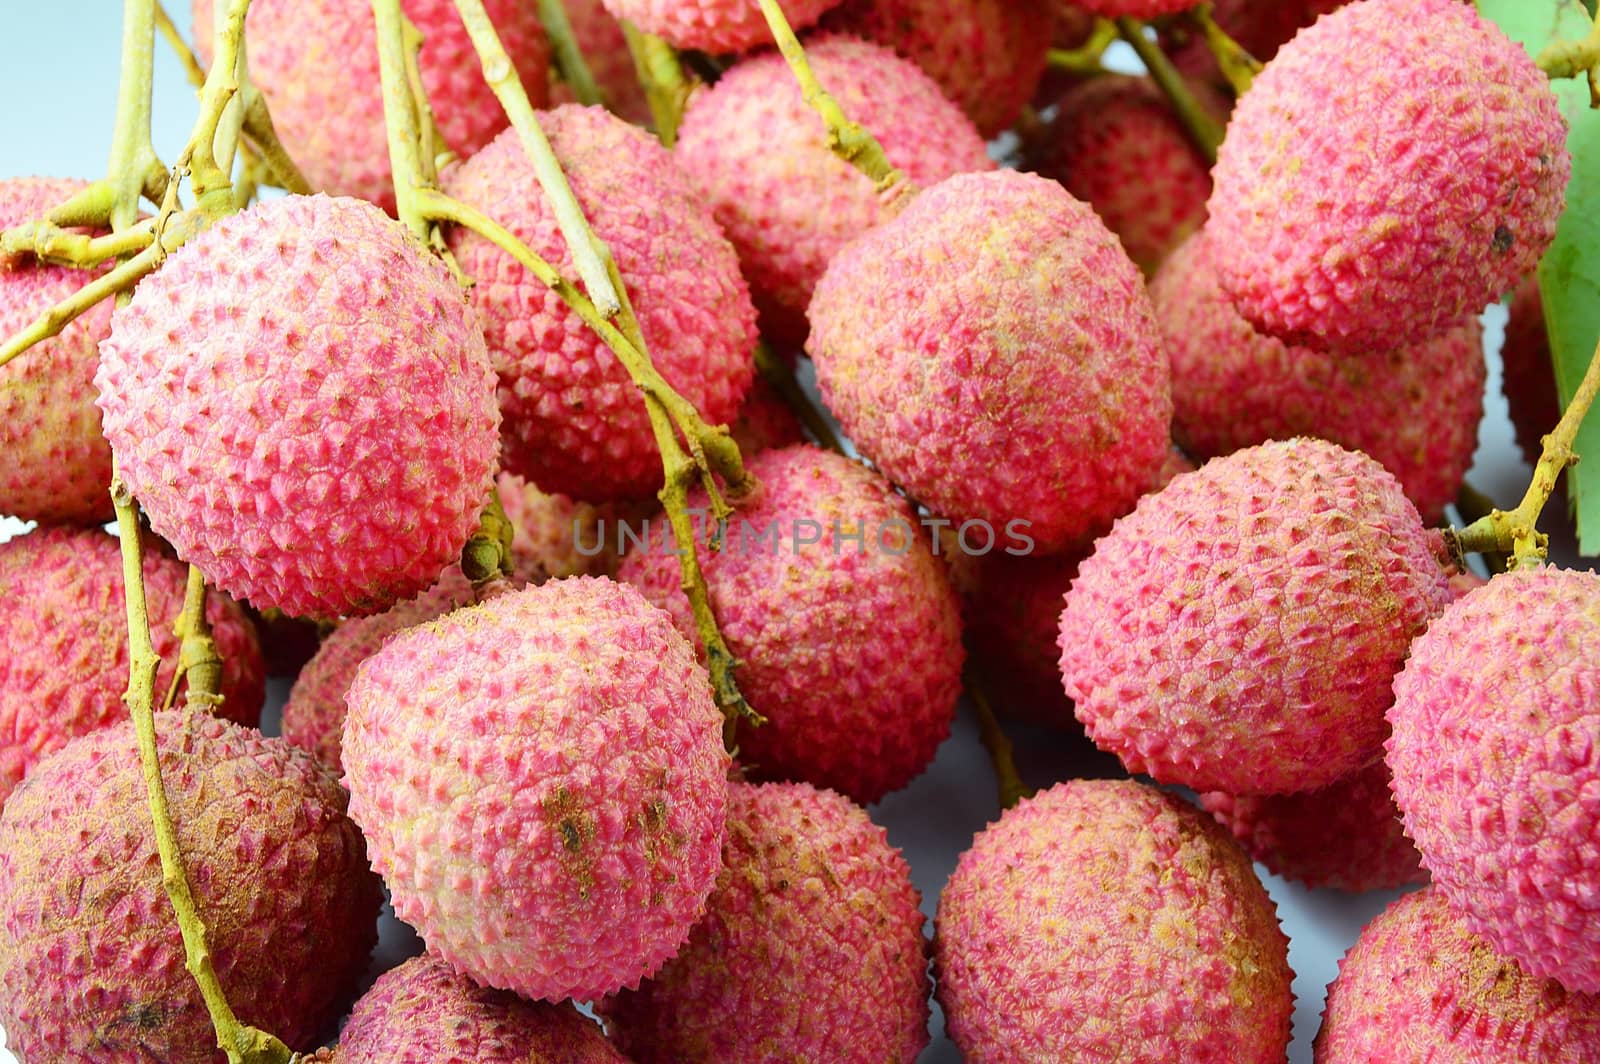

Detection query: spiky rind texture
(95, 194), (500, 619)
(192, 0), (548, 211)
(810, 169), (1173, 554)
(1315, 888), (1600, 1061)
(0, 526), (265, 800)
(1208, 0), (1570, 353)
(935, 779), (1294, 1062)
(1387, 567), (1600, 993)
(494, 472), (621, 585)
(0, 177), (114, 523)
(337, 952), (628, 1063)
(675, 36), (993, 348)
(819, 0), (1051, 136)
(342, 577), (730, 1001)
(548, 0), (653, 125)
(598, 0), (843, 53)
(445, 106), (756, 500)
(601, 781), (931, 1062)
(0, 713), (382, 1061)
(1061, 438), (1452, 795)
(960, 550), (1082, 729)
(1151, 232), (1485, 523)
(619, 446), (963, 804)
(1031, 75), (1215, 276)
(1503, 276), (1561, 469)
(1200, 759), (1428, 892)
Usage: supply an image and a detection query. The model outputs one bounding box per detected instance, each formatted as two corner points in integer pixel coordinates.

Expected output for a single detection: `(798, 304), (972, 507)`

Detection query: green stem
(0, 218), (156, 270)
(1537, 14), (1600, 106)
(1116, 17), (1223, 165)
(0, 239), (165, 370)
(175, 565), (225, 710)
(186, 0), (253, 211)
(1192, 2), (1260, 98)
(967, 668), (1033, 811)
(621, 21), (691, 147)
(108, 0), (161, 233)
(462, 485), (516, 584)
(539, 0), (604, 107)
(754, 343), (845, 455)
(372, 0), (431, 237)
(1046, 18), (1117, 74)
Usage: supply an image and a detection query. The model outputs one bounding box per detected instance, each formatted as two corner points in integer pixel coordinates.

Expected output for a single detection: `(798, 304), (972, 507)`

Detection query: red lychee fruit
(601, 781), (931, 1062)
(618, 445), (963, 805)
(728, 374), (806, 457)
(935, 779), (1294, 1062)
(94, 194), (501, 620)
(598, 0), (844, 53)
(0, 525), (265, 801)
(809, 169), (1173, 554)
(674, 35), (994, 348)
(0, 713), (382, 1061)
(341, 576), (730, 1002)
(1207, 0), (1570, 353)
(1060, 438), (1452, 795)
(1387, 566), (1600, 993)
(959, 549), (1083, 729)
(548, 0), (653, 126)
(1502, 275), (1562, 468)
(494, 471), (623, 585)
(444, 105), (756, 501)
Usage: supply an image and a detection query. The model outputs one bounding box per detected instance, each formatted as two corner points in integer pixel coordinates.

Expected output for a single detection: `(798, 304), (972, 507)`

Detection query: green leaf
(1480, 0), (1600, 554)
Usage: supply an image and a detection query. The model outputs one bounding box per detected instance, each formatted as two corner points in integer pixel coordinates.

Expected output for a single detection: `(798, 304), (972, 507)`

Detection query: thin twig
(539, 0), (603, 106)
(967, 668), (1034, 812)
(621, 21), (691, 146)
(1116, 17), (1223, 165)
(1191, 2), (1260, 98)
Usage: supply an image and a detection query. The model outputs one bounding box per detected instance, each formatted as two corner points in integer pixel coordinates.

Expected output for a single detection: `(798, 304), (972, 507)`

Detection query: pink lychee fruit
(336, 952), (629, 1063)
(675, 35), (993, 348)
(192, 0), (549, 212)
(444, 105), (756, 501)
(0, 177), (114, 523)
(1502, 275), (1562, 468)
(600, 781), (930, 1062)
(1061, 437), (1453, 795)
(1207, 0), (1570, 353)
(0, 525), (265, 801)
(819, 0), (1052, 137)
(960, 549), (1084, 729)
(728, 374), (806, 457)
(494, 470), (623, 585)
(1150, 231), (1486, 523)
(935, 779), (1294, 1062)
(1387, 566), (1600, 993)
(1199, 758), (1428, 892)
(1029, 75), (1218, 276)
(1315, 887), (1600, 1061)
(342, 576), (730, 1001)
(94, 194), (501, 620)
(0, 712), (382, 1061)
(619, 445), (963, 805)
(548, 0), (653, 126)
(809, 169), (1173, 554)
(598, 0), (844, 53)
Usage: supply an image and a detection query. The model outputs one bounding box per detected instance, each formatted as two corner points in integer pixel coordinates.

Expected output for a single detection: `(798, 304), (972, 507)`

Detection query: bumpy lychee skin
(1315, 888), (1600, 1062)
(601, 782), (930, 1062)
(446, 106), (756, 500)
(1387, 567), (1600, 993)
(819, 0), (1051, 137)
(599, 0), (843, 53)
(337, 952), (628, 1063)
(1061, 438), (1452, 795)
(810, 169), (1173, 554)
(95, 194), (500, 620)
(1503, 276), (1561, 468)
(935, 779), (1294, 1062)
(0, 177), (114, 523)
(0, 526), (265, 800)
(1208, 0), (1570, 353)
(0, 713), (382, 1061)
(548, 0), (652, 125)
(342, 577), (730, 1002)
(1151, 232), (1486, 523)
(494, 470), (622, 585)
(619, 446), (964, 805)
(1200, 759), (1428, 892)
(193, 0), (548, 211)
(675, 36), (993, 348)
(1030, 76), (1217, 276)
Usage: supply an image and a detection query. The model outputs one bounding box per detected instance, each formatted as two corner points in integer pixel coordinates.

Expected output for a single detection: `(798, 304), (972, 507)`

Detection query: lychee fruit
(728, 374), (807, 458)
(0, 712), (382, 1061)
(444, 105), (756, 501)
(341, 576), (730, 1001)
(0, 176), (114, 523)
(809, 168), (1173, 554)
(1150, 231), (1486, 523)
(1164, 0), (1349, 89)
(1207, 0), (1570, 353)
(494, 470), (623, 585)
(1387, 566), (1600, 993)
(548, 0), (653, 126)
(1199, 758), (1428, 892)
(1060, 437), (1452, 795)
(1502, 275), (1562, 468)
(1315, 887), (1600, 1061)
(598, 0), (844, 54)
(0, 525), (265, 801)
(674, 35), (994, 348)
(94, 193), (501, 620)
(619, 445), (963, 804)
(934, 779), (1294, 1062)
(600, 781), (931, 1062)
(959, 549), (1083, 729)
(336, 952), (629, 1062)
(819, 0), (1052, 137)
(192, 0), (549, 212)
